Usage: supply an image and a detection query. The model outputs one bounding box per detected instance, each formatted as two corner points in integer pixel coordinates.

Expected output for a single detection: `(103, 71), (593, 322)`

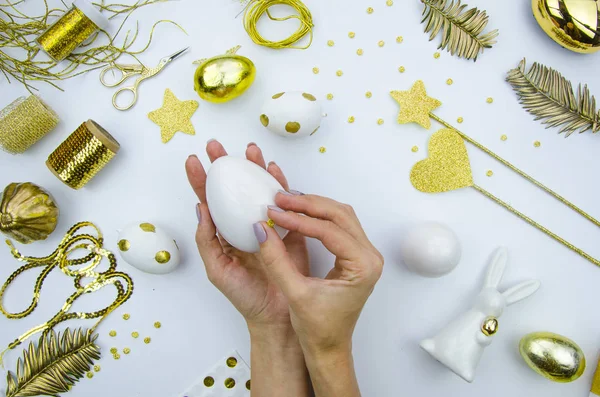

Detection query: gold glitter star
(390, 80), (441, 129)
(148, 89), (199, 144)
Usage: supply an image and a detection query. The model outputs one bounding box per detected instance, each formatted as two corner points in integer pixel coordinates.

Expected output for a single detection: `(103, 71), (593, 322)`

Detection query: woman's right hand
(254, 192), (384, 396)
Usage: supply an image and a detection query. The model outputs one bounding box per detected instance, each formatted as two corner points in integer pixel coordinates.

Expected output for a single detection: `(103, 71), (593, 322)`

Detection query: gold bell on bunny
(420, 247), (541, 382)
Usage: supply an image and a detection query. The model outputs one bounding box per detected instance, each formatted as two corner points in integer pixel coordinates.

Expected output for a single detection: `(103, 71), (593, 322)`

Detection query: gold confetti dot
(378, 40), (385, 47)
(387, 0), (393, 5)
(312, 67), (319, 74)
(267, 219), (275, 228)
(457, 117), (464, 123)
(227, 357), (238, 368)
(336, 70), (343, 76)
(154, 321), (162, 329)
(348, 116), (355, 123)
(446, 78), (453, 85)
(246, 380), (251, 390)
(486, 97), (494, 103)
(486, 170), (494, 177)
(144, 337), (151, 344)
(326, 93), (333, 100)
(204, 376), (215, 387)
(225, 378), (236, 389)
(110, 347), (118, 354)
(434, 52), (441, 59)
(396, 36), (403, 43)
(365, 91), (372, 98)
(113, 353), (121, 360)
(131, 332), (139, 338)
(398, 66), (406, 73)
(327, 40), (334, 46)
(411, 146), (419, 153)
(109, 330), (116, 337)
(348, 32), (355, 38)
(123, 347), (131, 354)
(501, 134), (507, 141)
(122, 313), (130, 320)
(86, 372), (94, 379)
(319, 146), (326, 153)
(534, 141), (541, 147)
(356, 48), (363, 55)
(367, 7), (374, 13)
(94, 365), (101, 372)
(377, 118), (384, 125)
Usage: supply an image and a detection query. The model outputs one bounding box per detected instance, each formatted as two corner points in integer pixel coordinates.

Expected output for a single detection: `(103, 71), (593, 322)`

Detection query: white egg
(400, 222), (461, 278)
(117, 222), (180, 274)
(260, 91), (323, 138)
(206, 156), (288, 253)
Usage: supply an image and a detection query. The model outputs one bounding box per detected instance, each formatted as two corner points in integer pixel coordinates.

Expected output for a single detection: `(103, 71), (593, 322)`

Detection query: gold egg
(194, 54), (256, 103)
(481, 317), (499, 336)
(0, 182), (59, 244)
(532, 0), (600, 54)
(519, 332), (586, 383)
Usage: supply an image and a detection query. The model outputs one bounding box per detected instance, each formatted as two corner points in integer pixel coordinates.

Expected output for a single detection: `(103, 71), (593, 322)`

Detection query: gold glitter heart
(410, 128), (473, 193)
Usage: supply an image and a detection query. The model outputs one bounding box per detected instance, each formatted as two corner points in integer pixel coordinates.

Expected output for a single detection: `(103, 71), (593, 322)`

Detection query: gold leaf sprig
(6, 328), (100, 397)
(506, 58), (600, 136)
(420, 0), (498, 61)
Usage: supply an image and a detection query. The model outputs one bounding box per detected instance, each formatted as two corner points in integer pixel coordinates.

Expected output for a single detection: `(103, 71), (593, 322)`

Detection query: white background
(1, 0), (600, 396)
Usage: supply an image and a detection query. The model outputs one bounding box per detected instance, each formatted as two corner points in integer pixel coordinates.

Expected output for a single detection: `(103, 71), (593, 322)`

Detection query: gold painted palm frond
(6, 328), (101, 397)
(421, 0), (498, 61)
(507, 58), (600, 136)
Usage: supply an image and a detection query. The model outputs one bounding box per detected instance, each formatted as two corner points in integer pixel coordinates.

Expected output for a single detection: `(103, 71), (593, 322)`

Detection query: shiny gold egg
(519, 332), (586, 383)
(481, 317), (499, 336)
(194, 55), (256, 103)
(532, 0), (600, 54)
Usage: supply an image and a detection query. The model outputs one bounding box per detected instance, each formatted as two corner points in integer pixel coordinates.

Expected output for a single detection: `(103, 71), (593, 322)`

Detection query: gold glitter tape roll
(0, 95), (59, 154)
(36, 0), (108, 62)
(47, 120), (120, 190)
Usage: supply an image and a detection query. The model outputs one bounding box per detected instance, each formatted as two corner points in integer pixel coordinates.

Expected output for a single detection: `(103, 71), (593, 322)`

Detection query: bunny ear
(503, 280), (541, 305)
(484, 247), (508, 288)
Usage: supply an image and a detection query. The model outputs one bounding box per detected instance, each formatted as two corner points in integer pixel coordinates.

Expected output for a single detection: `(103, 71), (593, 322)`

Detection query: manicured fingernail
(289, 189), (304, 196)
(196, 204), (202, 223)
(253, 222), (267, 243)
(247, 142), (257, 148)
(278, 189), (293, 196)
(188, 154), (198, 159)
(267, 205), (284, 213)
(207, 138), (216, 144)
(268, 161), (276, 166)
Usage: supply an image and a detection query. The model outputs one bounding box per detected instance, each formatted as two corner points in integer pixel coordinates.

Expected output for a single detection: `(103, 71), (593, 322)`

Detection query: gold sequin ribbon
(0, 96), (59, 154)
(0, 222), (133, 365)
(46, 119), (120, 190)
(592, 357), (600, 396)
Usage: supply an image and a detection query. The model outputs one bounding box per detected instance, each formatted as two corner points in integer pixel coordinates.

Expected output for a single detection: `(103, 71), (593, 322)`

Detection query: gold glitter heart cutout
(410, 128), (473, 193)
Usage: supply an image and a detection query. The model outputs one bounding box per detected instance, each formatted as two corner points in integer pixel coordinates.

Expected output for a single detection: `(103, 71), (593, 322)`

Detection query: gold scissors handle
(99, 64), (144, 87)
(111, 64), (163, 111)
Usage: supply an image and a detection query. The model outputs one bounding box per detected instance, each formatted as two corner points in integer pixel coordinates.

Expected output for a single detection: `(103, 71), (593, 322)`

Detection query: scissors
(100, 47), (189, 111)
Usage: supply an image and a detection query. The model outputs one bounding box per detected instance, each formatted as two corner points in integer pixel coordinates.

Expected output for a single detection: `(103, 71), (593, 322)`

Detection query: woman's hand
(255, 192), (384, 397)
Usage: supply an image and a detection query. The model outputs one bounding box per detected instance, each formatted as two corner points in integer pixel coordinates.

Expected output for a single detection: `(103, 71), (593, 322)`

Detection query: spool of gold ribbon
(36, 0), (109, 62)
(46, 120), (120, 190)
(0, 95), (59, 154)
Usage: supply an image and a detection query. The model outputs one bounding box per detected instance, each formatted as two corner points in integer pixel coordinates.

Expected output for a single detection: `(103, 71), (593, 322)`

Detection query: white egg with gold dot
(117, 222), (180, 274)
(260, 91), (324, 138)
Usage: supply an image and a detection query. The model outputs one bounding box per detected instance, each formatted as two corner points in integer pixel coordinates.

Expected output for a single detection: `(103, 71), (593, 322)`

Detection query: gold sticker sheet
(179, 350), (250, 397)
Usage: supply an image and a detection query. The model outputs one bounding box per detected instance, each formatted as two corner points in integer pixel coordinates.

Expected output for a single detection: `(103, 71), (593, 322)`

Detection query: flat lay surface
(1, 0), (600, 396)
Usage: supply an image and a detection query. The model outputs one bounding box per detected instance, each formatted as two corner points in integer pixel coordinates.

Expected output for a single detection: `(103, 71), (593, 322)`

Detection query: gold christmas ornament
(193, 46), (256, 104)
(519, 332), (586, 383)
(0, 182), (59, 244)
(532, 0), (600, 54)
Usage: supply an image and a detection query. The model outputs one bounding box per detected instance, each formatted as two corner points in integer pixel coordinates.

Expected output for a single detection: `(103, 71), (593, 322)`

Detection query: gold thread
(243, 0), (314, 50)
(0, 96), (59, 154)
(46, 120), (119, 190)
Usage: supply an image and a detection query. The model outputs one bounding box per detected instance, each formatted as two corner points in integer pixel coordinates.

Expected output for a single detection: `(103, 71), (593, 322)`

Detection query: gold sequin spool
(36, 0), (108, 62)
(46, 120), (120, 190)
(0, 96), (59, 154)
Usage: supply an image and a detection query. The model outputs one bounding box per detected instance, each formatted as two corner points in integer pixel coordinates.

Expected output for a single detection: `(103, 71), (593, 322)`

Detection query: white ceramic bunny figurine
(420, 247), (540, 383)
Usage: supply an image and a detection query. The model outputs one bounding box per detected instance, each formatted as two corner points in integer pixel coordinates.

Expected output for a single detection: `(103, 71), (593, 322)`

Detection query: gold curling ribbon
(36, 0), (109, 62)
(0, 222), (133, 366)
(46, 120), (120, 190)
(592, 357), (600, 396)
(243, 0), (314, 50)
(0, 96), (59, 154)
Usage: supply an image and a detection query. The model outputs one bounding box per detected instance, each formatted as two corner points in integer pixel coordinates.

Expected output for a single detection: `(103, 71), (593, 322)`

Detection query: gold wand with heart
(391, 80), (600, 267)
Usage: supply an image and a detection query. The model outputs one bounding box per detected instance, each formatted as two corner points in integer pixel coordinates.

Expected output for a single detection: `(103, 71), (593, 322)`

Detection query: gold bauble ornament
(0, 182), (59, 244)
(519, 332), (586, 383)
(193, 46), (256, 104)
(532, 0), (600, 54)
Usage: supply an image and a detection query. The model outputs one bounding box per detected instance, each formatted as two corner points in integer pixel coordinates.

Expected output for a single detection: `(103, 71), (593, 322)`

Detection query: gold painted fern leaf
(421, 0), (498, 61)
(507, 58), (600, 136)
(6, 328), (101, 397)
